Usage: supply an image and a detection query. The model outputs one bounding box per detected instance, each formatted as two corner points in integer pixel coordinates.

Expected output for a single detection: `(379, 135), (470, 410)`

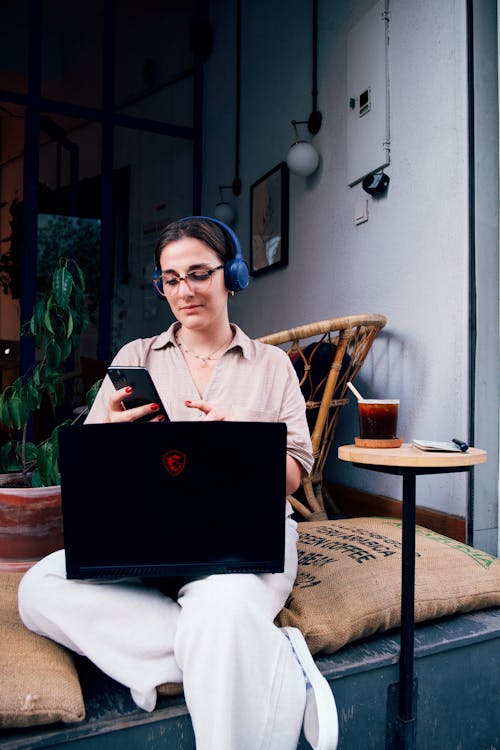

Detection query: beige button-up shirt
(86, 323), (314, 478)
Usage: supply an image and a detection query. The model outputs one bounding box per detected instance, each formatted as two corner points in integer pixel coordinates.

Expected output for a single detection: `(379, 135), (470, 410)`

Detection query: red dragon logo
(162, 450), (187, 477)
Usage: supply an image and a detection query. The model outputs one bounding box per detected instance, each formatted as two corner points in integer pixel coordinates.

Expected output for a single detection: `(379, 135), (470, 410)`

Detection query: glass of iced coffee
(358, 399), (399, 440)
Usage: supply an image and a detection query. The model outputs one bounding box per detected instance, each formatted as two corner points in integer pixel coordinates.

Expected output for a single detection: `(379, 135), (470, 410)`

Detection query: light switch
(354, 198), (368, 225)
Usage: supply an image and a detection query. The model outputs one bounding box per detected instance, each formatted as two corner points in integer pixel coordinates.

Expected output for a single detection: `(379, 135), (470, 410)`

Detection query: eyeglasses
(154, 265), (224, 296)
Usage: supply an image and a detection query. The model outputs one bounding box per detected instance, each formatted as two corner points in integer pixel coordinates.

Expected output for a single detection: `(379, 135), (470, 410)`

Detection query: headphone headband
(182, 216), (242, 259)
(152, 215), (249, 296)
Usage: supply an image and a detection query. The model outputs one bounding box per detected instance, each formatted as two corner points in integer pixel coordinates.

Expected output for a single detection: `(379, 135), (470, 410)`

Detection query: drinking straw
(347, 381), (364, 401)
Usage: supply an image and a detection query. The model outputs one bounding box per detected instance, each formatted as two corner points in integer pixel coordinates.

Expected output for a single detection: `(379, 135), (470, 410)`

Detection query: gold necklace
(178, 331), (233, 368)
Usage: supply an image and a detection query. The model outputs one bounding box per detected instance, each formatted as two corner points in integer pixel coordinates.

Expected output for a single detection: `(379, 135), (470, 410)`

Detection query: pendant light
(214, 185), (236, 225)
(286, 120), (320, 177)
(286, 0), (322, 177)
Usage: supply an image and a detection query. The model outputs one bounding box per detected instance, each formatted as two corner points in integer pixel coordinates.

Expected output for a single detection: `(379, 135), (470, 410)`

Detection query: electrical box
(346, 0), (390, 187)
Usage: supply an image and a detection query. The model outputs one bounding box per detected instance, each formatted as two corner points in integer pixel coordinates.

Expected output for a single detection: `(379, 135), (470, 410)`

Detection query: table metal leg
(399, 471), (416, 722)
(386, 471), (418, 749)
(385, 471), (418, 749)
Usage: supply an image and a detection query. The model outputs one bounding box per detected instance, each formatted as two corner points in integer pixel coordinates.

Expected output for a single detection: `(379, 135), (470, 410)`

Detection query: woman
(18, 217), (338, 750)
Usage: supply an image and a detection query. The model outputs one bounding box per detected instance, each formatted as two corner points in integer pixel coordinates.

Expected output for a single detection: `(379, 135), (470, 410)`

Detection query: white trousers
(18, 517), (306, 750)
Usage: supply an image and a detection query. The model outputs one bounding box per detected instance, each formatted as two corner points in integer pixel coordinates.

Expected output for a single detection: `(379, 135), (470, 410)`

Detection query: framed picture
(250, 162), (289, 276)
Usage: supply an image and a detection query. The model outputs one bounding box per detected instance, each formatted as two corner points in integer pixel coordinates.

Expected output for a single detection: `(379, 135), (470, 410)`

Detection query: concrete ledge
(2, 608), (500, 750)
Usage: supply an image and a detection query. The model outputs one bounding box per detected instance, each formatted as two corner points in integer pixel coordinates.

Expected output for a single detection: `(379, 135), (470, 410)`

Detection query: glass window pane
(41, 0), (103, 110)
(38, 113), (103, 361)
(0, 1), (29, 97)
(114, 0), (195, 124)
(112, 125), (193, 348)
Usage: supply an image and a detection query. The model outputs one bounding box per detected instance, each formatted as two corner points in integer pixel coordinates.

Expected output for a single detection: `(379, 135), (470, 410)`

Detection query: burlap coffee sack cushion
(157, 682), (184, 697)
(276, 517), (500, 655)
(0, 572), (85, 728)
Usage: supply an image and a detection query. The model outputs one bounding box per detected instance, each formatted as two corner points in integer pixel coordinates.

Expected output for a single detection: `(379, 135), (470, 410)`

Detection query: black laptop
(58, 421), (287, 580)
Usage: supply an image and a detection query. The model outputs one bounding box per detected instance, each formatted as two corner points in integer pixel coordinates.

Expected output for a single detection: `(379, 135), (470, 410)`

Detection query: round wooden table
(337, 443), (487, 750)
(338, 442), (487, 469)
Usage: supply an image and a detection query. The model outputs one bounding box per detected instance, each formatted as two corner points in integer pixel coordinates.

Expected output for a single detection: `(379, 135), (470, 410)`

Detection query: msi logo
(162, 450), (187, 477)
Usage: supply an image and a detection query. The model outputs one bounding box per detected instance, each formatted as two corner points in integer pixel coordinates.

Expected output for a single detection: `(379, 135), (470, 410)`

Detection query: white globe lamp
(286, 141), (319, 177)
(286, 118), (321, 177)
(213, 200), (236, 225)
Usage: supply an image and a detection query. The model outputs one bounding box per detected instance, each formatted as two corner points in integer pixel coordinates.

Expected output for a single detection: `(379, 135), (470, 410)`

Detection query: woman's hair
(154, 217), (235, 269)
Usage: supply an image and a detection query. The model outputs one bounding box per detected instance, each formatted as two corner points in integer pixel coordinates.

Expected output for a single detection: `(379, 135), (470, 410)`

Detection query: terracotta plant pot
(0, 477), (63, 572)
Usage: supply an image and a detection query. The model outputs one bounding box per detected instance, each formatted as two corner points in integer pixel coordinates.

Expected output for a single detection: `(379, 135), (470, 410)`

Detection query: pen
(452, 438), (469, 452)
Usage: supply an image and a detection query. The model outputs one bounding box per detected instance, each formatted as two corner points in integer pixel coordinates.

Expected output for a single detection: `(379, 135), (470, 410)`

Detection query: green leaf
(66, 309), (74, 339)
(31, 469), (44, 487)
(44, 368), (64, 399)
(60, 337), (72, 360)
(7, 395), (23, 430)
(30, 299), (45, 336)
(72, 284), (86, 309)
(24, 441), (38, 463)
(46, 337), (62, 368)
(0, 439), (24, 472)
(36, 426), (63, 486)
(37, 439), (57, 486)
(44, 295), (55, 334)
(26, 380), (42, 411)
(86, 379), (103, 408)
(53, 265), (73, 307)
(3, 458), (23, 472)
(53, 377), (65, 405)
(33, 362), (43, 387)
(0, 442), (15, 471)
(0, 391), (10, 427)
(72, 260), (86, 293)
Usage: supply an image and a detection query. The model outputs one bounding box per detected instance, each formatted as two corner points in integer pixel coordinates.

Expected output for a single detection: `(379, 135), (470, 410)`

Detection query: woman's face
(158, 236), (229, 332)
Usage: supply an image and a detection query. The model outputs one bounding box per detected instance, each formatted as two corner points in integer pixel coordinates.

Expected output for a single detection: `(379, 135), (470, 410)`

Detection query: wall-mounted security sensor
(362, 171), (390, 196)
(347, 0), (390, 186)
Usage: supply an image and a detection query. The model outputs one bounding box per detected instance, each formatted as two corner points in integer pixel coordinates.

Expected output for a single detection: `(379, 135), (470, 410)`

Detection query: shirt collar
(151, 324), (178, 350)
(152, 322), (253, 359)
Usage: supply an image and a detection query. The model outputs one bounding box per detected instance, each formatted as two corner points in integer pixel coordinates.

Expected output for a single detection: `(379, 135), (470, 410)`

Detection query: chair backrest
(258, 314), (387, 519)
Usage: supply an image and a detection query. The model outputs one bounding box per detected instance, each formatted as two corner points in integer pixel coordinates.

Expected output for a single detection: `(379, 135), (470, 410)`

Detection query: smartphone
(107, 366), (169, 422)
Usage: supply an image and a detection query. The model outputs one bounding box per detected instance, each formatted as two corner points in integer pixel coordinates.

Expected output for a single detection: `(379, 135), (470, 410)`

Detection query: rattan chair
(258, 313), (387, 521)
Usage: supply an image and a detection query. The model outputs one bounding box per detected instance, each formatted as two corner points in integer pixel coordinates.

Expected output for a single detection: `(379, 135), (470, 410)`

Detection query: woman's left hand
(185, 399), (230, 421)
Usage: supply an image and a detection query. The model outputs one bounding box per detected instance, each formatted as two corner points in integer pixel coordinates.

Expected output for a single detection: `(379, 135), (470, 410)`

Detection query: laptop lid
(59, 421), (287, 580)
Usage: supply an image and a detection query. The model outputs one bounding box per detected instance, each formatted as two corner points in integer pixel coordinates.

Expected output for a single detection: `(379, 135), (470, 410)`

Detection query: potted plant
(0, 256), (101, 570)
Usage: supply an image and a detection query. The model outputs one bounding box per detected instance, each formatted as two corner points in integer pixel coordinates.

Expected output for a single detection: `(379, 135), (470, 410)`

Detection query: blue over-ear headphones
(152, 215), (249, 297)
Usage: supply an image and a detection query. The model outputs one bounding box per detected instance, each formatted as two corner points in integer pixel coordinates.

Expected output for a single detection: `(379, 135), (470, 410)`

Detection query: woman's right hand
(103, 386), (166, 423)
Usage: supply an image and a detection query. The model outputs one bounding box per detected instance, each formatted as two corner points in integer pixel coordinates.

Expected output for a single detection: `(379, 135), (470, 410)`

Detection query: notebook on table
(58, 421), (287, 580)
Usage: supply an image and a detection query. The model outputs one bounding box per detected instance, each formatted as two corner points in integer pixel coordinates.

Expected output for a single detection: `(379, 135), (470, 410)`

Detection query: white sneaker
(282, 626), (339, 750)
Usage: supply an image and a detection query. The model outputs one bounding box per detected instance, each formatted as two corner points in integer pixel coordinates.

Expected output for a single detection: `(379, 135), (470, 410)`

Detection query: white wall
(203, 0), (488, 526)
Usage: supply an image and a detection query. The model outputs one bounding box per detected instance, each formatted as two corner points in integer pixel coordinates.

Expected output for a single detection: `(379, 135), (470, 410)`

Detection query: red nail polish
(150, 403), (159, 411)
(125, 386), (133, 393)
(158, 415), (165, 422)
(185, 400), (191, 405)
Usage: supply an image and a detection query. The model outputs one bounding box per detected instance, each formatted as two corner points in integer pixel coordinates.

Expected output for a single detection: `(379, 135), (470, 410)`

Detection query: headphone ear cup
(156, 216), (250, 294)
(224, 257), (250, 292)
(181, 215), (249, 292)
(151, 269), (164, 299)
